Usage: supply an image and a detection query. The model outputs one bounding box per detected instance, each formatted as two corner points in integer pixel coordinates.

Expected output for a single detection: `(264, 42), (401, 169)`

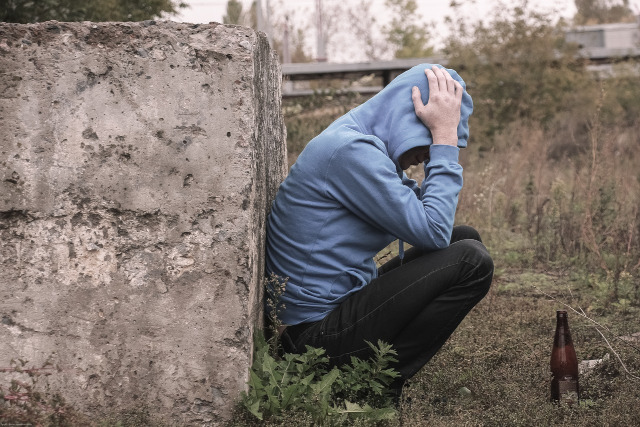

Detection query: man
(265, 64), (493, 396)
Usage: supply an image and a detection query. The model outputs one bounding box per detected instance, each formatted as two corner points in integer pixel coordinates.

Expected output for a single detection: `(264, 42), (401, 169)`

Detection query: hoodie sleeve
(324, 139), (462, 250)
(402, 173), (421, 197)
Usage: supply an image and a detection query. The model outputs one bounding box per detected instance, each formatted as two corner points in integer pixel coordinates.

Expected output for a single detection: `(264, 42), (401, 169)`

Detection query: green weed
(240, 273), (400, 425)
(239, 333), (399, 424)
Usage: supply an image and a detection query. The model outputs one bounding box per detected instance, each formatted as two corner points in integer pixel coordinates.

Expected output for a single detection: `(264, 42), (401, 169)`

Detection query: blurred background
(6, 0), (639, 63)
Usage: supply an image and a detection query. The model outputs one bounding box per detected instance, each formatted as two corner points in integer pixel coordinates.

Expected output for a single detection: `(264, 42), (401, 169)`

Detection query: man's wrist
(431, 131), (458, 146)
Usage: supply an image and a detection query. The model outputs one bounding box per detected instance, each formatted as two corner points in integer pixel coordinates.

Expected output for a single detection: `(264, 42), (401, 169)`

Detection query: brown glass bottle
(550, 310), (579, 405)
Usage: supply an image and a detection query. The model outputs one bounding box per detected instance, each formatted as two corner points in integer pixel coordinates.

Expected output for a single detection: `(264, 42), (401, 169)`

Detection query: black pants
(281, 225), (493, 383)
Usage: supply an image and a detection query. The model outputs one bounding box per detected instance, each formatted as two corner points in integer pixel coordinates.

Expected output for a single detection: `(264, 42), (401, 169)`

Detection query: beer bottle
(550, 310), (579, 405)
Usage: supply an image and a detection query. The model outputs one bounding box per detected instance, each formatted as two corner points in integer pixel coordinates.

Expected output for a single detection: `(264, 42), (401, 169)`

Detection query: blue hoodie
(265, 64), (473, 325)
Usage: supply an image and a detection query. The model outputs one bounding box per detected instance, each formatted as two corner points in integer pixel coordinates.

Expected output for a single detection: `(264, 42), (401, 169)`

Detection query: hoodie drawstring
(398, 240), (404, 265)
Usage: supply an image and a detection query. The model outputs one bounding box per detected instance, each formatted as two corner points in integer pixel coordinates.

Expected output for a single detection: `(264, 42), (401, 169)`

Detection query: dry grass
(396, 267), (640, 426)
(231, 267), (640, 426)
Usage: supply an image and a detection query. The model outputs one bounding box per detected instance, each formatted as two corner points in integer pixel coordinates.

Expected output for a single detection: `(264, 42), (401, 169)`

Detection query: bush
(240, 333), (399, 424)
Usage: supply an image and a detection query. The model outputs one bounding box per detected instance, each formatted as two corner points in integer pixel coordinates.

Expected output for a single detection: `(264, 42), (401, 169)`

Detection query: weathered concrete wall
(0, 20), (286, 424)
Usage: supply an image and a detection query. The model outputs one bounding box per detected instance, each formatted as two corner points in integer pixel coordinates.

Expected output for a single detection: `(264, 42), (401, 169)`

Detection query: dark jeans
(281, 225), (493, 384)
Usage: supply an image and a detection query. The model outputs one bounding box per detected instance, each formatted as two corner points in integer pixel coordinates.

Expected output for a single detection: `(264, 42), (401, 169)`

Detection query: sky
(168, 0), (581, 62)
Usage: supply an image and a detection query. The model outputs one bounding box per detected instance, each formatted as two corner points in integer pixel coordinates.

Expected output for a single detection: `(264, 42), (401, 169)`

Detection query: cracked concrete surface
(0, 20), (286, 424)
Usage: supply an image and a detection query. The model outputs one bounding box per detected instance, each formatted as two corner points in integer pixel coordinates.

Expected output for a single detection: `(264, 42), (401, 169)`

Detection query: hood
(348, 63), (473, 168)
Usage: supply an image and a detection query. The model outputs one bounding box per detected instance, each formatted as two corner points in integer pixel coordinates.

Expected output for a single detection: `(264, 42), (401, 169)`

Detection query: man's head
(347, 63), (473, 171)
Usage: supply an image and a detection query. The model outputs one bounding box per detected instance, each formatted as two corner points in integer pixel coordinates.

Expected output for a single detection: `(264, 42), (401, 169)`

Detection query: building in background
(566, 20), (640, 60)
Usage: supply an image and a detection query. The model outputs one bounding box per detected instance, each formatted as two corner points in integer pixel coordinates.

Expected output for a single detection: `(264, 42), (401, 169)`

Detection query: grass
(395, 267), (640, 426)
(230, 266), (640, 426)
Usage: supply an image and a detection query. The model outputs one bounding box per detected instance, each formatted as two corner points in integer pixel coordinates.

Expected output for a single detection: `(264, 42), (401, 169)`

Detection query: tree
(1, 0), (186, 23)
(383, 0), (434, 59)
(271, 22), (313, 63)
(346, 0), (388, 61)
(443, 1), (594, 141)
(289, 28), (313, 63)
(267, 0), (313, 63)
(247, 1), (258, 29)
(573, 0), (636, 25)
(223, 0), (244, 25)
(311, 0), (345, 62)
(222, 0), (258, 28)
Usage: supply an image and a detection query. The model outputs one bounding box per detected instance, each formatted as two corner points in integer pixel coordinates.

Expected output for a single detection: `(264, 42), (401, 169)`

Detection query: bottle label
(558, 379), (579, 405)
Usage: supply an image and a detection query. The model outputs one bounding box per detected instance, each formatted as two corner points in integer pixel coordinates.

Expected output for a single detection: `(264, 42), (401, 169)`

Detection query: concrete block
(0, 20), (286, 424)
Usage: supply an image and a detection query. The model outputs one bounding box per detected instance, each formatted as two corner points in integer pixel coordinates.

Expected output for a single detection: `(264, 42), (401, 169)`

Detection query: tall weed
(240, 333), (399, 424)
(239, 273), (400, 425)
(454, 82), (640, 307)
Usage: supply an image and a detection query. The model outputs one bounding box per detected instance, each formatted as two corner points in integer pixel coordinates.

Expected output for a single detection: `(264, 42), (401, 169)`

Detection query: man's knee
(451, 225), (482, 243)
(455, 238), (494, 293)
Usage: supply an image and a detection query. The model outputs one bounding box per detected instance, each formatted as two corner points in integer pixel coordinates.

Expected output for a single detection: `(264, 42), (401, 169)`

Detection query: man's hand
(411, 67), (463, 147)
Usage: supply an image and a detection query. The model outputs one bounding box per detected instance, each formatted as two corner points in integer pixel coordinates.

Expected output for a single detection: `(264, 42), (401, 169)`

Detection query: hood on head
(349, 63), (473, 168)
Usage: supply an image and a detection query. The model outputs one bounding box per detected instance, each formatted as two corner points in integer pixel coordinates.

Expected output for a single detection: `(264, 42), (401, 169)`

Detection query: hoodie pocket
(329, 270), (368, 301)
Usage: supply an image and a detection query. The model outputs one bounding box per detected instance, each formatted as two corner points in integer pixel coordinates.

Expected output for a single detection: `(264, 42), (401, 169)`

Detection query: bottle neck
(554, 312), (572, 347)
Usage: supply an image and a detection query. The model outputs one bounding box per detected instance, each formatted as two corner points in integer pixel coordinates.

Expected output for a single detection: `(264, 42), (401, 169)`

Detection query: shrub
(241, 333), (399, 424)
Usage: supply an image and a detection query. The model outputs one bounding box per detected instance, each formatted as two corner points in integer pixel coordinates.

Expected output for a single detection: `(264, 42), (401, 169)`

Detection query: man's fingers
(445, 71), (456, 93)
(433, 66), (448, 91)
(418, 67), (464, 115)
(411, 86), (424, 112)
(424, 68), (438, 94)
(454, 80), (464, 101)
